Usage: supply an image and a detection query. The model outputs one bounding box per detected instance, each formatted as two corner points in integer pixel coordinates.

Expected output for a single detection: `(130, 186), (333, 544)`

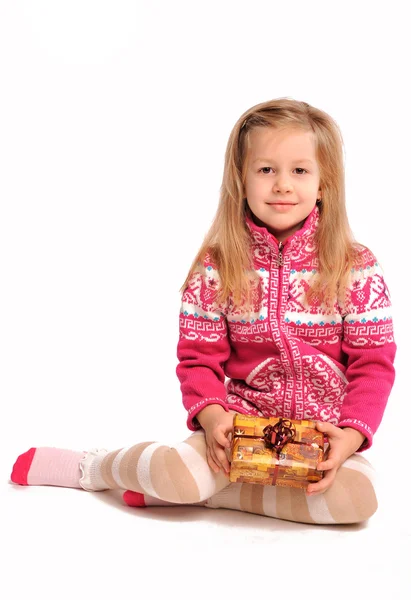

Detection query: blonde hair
(180, 97), (363, 310)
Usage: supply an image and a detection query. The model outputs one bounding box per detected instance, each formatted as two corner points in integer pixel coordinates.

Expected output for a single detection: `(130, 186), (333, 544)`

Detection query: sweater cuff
(186, 397), (229, 431)
(337, 418), (373, 451)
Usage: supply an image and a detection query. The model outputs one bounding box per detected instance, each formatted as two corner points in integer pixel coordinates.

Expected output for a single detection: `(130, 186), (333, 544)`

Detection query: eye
(259, 167), (308, 175)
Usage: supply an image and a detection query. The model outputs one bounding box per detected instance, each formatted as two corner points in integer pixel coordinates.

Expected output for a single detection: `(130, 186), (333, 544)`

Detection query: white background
(1, 1), (409, 598)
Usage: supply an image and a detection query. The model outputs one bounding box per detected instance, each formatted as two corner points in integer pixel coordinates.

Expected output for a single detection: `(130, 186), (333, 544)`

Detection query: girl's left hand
(305, 421), (365, 497)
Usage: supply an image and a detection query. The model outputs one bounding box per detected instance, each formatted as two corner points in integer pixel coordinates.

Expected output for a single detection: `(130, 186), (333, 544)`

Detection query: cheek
(245, 177), (266, 197)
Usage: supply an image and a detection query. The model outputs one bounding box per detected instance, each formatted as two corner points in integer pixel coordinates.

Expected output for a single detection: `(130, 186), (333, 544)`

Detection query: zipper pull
(277, 242), (284, 267)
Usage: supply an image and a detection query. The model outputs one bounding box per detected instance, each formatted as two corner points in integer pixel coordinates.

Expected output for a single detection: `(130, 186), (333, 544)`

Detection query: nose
(272, 175), (293, 193)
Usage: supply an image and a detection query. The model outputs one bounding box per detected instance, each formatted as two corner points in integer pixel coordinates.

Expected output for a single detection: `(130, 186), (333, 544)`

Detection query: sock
(123, 490), (207, 508)
(10, 447), (86, 488)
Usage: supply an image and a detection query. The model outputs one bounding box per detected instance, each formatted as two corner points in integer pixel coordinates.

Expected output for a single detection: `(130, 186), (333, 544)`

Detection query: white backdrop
(1, 1), (409, 598)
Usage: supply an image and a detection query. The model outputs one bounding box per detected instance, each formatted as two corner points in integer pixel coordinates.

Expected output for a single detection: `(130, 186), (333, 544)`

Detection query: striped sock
(77, 431), (230, 504)
(204, 454), (378, 525)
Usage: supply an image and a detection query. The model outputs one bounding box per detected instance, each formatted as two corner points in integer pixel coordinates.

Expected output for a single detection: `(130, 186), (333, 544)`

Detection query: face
(244, 126), (322, 242)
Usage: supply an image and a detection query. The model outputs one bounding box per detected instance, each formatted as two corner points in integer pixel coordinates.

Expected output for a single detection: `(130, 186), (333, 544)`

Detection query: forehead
(248, 126), (316, 159)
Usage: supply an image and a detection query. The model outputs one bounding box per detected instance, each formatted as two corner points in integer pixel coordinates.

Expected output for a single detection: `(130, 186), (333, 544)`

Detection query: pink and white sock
(10, 447), (86, 488)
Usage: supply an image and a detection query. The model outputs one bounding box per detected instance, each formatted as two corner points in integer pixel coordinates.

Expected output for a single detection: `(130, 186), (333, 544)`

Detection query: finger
(306, 468), (337, 495)
(211, 443), (230, 474)
(316, 421), (342, 437)
(206, 447), (220, 473)
(214, 446), (231, 473)
(317, 446), (342, 471)
(307, 467), (336, 493)
(214, 427), (231, 449)
(208, 457), (219, 473)
(317, 457), (338, 471)
(209, 445), (224, 472)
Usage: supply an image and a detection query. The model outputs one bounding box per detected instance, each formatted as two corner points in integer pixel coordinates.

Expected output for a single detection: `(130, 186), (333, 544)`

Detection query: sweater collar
(245, 203), (320, 256)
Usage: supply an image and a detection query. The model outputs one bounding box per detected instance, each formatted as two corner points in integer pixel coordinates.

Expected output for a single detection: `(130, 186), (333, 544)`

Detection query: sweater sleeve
(176, 252), (232, 431)
(337, 247), (396, 451)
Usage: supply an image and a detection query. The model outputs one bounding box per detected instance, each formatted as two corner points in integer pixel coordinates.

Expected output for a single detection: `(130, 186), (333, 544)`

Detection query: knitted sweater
(176, 205), (396, 451)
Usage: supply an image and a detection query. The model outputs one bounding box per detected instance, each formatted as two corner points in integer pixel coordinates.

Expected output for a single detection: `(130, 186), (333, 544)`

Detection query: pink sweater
(176, 205), (396, 451)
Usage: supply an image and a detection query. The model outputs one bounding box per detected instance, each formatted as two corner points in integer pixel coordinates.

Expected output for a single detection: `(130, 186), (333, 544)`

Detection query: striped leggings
(79, 416), (378, 525)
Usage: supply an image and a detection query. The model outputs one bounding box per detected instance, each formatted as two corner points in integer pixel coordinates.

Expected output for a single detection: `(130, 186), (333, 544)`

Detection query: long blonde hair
(180, 97), (362, 309)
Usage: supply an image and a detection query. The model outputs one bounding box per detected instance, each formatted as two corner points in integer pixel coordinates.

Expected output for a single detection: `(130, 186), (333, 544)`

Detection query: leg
(10, 430), (231, 504)
(204, 453), (378, 525)
(122, 408), (242, 508)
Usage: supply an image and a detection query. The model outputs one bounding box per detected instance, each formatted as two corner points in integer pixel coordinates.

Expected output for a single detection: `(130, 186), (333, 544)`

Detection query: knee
(329, 466), (378, 524)
(351, 480), (378, 523)
(158, 445), (216, 504)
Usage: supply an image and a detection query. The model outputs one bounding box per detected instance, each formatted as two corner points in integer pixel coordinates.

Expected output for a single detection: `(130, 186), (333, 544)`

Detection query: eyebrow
(252, 157), (315, 164)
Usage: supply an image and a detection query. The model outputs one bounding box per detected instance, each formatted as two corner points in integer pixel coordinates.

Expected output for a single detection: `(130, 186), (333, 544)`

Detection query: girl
(10, 98), (396, 525)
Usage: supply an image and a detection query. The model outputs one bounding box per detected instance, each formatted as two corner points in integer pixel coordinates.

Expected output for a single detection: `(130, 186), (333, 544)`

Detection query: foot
(10, 447), (85, 488)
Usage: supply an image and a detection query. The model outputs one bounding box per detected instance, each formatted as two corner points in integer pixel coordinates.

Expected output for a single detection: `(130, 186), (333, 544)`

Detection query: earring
(316, 198), (322, 205)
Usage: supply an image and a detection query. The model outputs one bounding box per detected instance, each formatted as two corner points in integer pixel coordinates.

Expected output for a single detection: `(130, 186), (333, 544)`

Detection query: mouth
(267, 202), (296, 212)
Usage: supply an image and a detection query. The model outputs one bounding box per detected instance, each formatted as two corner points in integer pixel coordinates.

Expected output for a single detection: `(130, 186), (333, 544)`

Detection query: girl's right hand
(197, 406), (234, 475)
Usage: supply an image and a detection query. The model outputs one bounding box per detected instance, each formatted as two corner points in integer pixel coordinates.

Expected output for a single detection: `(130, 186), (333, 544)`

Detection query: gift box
(229, 414), (325, 489)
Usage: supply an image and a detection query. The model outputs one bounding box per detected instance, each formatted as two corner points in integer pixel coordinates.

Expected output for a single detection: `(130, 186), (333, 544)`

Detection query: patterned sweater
(176, 205), (396, 451)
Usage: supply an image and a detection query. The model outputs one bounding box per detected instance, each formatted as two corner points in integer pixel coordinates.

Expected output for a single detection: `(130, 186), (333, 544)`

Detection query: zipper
(277, 242), (284, 267)
(275, 240), (295, 419)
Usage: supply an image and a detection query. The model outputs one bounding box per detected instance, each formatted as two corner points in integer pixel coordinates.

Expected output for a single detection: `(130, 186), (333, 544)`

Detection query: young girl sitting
(10, 97), (396, 525)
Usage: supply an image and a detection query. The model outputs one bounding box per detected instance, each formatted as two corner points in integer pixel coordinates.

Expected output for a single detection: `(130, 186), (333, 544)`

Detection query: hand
(306, 422), (366, 496)
(197, 405), (234, 476)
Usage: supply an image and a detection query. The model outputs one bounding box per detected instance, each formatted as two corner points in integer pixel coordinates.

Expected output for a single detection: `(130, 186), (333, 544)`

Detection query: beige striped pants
(79, 418), (378, 525)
